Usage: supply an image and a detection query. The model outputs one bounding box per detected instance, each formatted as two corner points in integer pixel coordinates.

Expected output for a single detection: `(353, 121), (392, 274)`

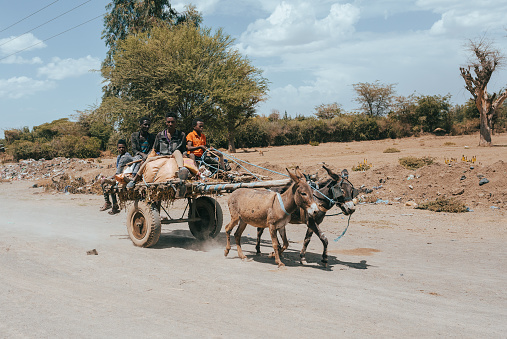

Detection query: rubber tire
(126, 201), (161, 247)
(188, 196), (223, 240)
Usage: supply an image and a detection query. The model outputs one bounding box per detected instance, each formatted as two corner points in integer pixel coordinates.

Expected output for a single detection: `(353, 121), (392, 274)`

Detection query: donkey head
(322, 165), (358, 215)
(287, 167), (319, 218)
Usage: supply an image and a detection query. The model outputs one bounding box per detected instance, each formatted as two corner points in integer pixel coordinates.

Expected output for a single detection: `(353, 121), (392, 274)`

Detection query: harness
(276, 192), (291, 216)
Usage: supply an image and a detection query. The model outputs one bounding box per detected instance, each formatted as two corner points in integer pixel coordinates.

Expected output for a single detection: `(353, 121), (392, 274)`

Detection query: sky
(1, 0), (507, 139)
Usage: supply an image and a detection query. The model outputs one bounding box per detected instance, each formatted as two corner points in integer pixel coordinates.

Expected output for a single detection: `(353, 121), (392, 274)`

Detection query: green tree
(102, 0), (179, 69)
(460, 38), (507, 146)
(314, 102), (343, 119)
(99, 23), (268, 149)
(414, 94), (451, 133)
(353, 81), (396, 116)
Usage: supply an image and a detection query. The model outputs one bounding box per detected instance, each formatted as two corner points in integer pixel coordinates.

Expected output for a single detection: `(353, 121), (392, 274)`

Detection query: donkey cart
(118, 179), (291, 248)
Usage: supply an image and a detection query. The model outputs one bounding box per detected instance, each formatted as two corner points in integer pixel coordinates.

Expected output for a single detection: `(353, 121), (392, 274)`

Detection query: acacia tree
(460, 38), (507, 146)
(353, 81), (396, 116)
(99, 23), (267, 147)
(314, 102), (343, 119)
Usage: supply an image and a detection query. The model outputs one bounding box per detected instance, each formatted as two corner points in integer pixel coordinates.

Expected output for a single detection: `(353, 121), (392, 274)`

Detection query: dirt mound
(351, 160), (506, 211)
(0, 157), (115, 193)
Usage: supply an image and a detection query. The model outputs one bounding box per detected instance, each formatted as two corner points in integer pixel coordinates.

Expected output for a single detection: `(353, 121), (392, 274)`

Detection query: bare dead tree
(460, 38), (507, 146)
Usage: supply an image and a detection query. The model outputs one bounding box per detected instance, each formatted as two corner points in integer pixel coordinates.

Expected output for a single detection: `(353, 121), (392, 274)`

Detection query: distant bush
(443, 142), (456, 146)
(417, 198), (467, 213)
(399, 156), (433, 169)
(6, 118), (101, 160)
(383, 147), (400, 153)
(309, 141), (320, 146)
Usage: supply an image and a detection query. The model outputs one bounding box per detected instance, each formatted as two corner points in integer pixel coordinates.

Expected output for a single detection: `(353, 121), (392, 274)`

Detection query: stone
(479, 178), (489, 186)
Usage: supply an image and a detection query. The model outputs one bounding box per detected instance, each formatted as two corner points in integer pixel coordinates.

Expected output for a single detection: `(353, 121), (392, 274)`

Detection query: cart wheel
(188, 196), (223, 240)
(126, 201), (161, 247)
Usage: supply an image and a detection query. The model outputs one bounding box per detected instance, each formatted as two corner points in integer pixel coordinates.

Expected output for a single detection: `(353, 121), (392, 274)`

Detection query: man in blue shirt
(100, 139), (133, 215)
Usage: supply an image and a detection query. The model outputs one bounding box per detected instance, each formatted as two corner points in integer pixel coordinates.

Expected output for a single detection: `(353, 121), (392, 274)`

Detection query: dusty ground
(1, 132), (506, 337)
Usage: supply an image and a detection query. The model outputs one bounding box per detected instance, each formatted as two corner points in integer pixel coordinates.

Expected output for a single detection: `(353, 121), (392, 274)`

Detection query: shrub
(352, 159), (373, 171)
(383, 147), (400, 153)
(416, 197), (467, 213)
(443, 142), (456, 146)
(398, 156), (433, 169)
(309, 141), (320, 146)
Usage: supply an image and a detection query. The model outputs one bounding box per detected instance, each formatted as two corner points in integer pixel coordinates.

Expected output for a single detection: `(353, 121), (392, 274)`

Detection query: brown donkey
(224, 167), (319, 267)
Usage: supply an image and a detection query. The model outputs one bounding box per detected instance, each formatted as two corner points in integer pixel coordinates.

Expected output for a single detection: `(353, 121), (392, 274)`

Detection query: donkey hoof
(224, 249), (230, 257)
(300, 259), (307, 265)
(320, 260), (328, 268)
(268, 252), (275, 258)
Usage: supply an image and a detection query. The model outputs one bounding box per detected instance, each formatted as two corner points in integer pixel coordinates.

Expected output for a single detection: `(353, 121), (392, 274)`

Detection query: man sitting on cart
(130, 116), (155, 176)
(186, 117), (228, 172)
(127, 112), (189, 189)
(100, 139), (133, 214)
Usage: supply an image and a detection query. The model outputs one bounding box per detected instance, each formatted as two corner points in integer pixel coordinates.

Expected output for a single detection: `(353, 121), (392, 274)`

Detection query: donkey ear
(286, 168), (299, 182)
(341, 169), (349, 178)
(323, 165), (340, 180)
(294, 166), (304, 179)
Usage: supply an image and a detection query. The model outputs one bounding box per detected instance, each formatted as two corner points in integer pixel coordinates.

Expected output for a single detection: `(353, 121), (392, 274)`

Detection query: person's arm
(177, 131), (187, 154)
(152, 132), (161, 154)
(131, 132), (141, 156)
(116, 153), (134, 174)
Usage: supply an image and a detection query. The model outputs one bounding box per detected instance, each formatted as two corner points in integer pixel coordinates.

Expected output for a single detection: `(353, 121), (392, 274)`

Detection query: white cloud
(0, 33), (45, 56)
(0, 76), (55, 99)
(37, 56), (101, 80)
(237, 2), (360, 57)
(172, 0), (220, 14)
(0, 56), (43, 64)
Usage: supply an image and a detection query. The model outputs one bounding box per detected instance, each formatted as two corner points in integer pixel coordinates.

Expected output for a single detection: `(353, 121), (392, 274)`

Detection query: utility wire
(0, 13), (105, 62)
(0, 0), (92, 48)
(0, 0), (60, 33)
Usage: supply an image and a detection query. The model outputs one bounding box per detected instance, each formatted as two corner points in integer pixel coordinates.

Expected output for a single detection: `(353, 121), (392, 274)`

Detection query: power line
(0, 0), (92, 48)
(0, 0), (60, 33)
(0, 13), (105, 62)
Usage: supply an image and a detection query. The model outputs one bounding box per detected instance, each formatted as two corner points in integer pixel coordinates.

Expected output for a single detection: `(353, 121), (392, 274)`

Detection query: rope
(211, 149), (288, 178)
(333, 214), (352, 242)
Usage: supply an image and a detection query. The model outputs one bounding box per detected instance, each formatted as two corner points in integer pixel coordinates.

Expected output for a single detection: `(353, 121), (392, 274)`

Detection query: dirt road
(1, 178), (506, 337)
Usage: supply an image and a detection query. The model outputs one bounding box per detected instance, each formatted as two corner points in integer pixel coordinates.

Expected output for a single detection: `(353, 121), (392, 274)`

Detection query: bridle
(305, 173), (359, 205)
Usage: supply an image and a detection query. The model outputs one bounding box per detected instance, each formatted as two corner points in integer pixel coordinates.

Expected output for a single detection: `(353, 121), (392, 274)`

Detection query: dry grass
(399, 156), (434, 170)
(416, 198), (468, 213)
(383, 147), (400, 153)
(443, 142), (456, 146)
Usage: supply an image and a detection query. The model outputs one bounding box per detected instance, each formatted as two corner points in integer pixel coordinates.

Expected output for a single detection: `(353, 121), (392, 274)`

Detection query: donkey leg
(307, 219), (328, 266)
(256, 227), (265, 255)
(234, 220), (248, 260)
(224, 216), (239, 257)
(268, 225), (284, 267)
(279, 226), (289, 254)
(300, 228), (314, 265)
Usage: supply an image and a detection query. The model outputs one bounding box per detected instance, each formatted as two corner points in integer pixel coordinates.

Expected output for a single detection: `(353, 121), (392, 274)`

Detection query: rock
(460, 175), (466, 181)
(405, 201), (418, 207)
(408, 185), (413, 190)
(479, 178), (489, 186)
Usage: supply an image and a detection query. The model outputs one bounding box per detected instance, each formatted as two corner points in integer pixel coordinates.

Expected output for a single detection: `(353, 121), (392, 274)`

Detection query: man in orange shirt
(186, 117), (227, 170)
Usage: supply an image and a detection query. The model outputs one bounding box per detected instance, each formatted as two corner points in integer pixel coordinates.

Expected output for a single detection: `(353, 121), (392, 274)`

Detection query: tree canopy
(99, 22), (268, 149)
(353, 81), (396, 117)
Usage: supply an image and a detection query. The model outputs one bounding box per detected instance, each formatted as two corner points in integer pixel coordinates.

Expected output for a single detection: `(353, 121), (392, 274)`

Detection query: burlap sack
(142, 157), (178, 183)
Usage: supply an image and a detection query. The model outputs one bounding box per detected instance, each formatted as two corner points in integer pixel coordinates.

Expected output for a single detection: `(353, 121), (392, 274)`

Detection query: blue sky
(1, 0), (507, 138)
